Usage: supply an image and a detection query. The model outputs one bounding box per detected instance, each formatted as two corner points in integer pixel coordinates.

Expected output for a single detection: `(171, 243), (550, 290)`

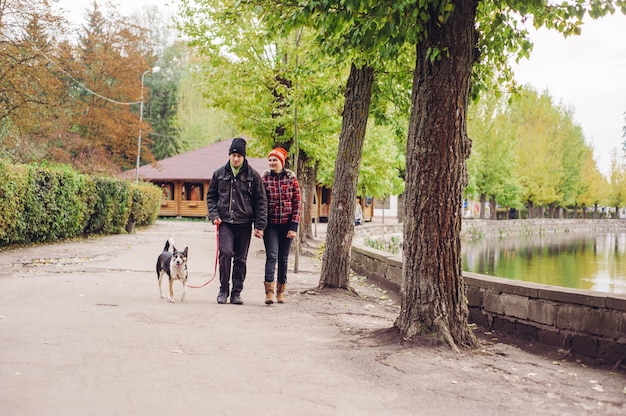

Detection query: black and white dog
(156, 239), (189, 303)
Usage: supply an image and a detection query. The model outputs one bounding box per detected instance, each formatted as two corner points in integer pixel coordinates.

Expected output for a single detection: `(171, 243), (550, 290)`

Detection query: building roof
(134, 139), (268, 181)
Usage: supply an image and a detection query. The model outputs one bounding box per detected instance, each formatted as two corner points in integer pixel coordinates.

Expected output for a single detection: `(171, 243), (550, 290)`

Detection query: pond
(461, 232), (626, 295)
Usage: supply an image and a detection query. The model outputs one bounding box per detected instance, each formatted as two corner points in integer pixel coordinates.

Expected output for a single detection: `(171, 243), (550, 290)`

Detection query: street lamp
(135, 66), (161, 182)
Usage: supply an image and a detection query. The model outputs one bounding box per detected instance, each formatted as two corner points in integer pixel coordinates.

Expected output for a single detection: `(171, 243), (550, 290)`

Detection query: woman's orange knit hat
(268, 147), (288, 166)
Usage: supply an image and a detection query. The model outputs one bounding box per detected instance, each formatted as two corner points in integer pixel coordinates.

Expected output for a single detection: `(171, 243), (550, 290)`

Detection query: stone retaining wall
(350, 219), (626, 362)
(460, 218), (626, 239)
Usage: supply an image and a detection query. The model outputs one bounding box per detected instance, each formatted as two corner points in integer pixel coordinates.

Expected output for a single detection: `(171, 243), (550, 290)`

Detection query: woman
(261, 147), (301, 304)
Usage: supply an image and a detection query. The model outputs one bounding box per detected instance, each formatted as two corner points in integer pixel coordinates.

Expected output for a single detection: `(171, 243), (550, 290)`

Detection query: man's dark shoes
(230, 293), (244, 305)
(216, 291), (228, 304)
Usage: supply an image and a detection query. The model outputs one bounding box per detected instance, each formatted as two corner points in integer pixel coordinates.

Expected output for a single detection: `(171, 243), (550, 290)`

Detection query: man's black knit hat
(229, 137), (246, 157)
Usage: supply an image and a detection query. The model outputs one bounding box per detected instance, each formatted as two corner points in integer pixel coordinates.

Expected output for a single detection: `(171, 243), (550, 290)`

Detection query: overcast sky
(53, 1), (625, 176)
(512, 13), (626, 176)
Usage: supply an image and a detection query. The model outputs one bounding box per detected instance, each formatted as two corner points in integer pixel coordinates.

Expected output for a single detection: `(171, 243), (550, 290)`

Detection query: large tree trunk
(318, 63), (374, 289)
(394, 0), (478, 350)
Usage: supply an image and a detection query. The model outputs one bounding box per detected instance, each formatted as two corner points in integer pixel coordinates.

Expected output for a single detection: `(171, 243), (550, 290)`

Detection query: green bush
(0, 162), (29, 245)
(129, 182), (162, 226)
(22, 166), (88, 243)
(0, 162), (161, 247)
(83, 176), (131, 235)
(364, 235), (402, 254)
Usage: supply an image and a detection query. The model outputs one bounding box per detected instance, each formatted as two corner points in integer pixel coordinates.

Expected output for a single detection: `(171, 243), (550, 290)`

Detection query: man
(206, 138), (268, 304)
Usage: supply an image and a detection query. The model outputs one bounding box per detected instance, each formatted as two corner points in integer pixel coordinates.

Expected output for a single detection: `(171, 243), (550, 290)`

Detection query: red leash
(187, 223), (219, 289)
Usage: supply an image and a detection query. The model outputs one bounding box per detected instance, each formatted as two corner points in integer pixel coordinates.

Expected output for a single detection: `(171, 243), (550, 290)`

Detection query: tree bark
(298, 158), (316, 243)
(479, 194), (486, 219)
(394, 0), (478, 349)
(489, 198), (497, 220)
(318, 63), (374, 289)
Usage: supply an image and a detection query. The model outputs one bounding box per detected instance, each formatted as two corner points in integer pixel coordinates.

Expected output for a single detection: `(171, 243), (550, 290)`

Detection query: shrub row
(0, 161), (161, 247)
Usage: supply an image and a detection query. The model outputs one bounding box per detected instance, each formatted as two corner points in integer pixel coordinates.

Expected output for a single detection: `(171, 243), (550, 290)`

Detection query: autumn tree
(511, 89), (567, 217)
(608, 149), (626, 217)
(0, 0), (69, 161)
(578, 147), (608, 218)
(556, 106), (588, 217)
(62, 1), (153, 170)
(509, 87), (592, 218)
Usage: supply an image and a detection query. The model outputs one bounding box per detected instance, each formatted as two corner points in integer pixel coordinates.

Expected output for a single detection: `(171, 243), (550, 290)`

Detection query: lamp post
(135, 66), (161, 182)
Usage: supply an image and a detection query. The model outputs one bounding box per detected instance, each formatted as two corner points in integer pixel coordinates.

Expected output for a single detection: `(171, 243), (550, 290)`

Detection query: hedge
(0, 161), (161, 247)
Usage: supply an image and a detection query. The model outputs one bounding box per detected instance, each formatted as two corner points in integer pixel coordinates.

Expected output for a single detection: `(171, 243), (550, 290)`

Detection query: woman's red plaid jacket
(261, 169), (301, 232)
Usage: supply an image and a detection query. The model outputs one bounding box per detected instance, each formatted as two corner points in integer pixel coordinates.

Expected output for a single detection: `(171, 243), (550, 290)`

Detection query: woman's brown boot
(276, 283), (287, 303)
(264, 281), (275, 304)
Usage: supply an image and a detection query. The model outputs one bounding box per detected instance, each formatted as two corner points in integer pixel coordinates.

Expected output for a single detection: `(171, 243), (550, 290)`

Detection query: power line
(25, 34), (142, 106)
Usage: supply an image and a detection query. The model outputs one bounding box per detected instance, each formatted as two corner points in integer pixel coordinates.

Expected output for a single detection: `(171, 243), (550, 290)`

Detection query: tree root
(435, 316), (461, 354)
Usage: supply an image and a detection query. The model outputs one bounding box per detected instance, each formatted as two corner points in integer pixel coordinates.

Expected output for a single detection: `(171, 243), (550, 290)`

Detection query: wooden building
(135, 140), (267, 218)
(134, 139), (373, 221)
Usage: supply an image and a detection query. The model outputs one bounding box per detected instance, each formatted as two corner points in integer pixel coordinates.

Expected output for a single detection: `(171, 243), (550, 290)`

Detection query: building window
(183, 182), (204, 201)
(374, 197), (390, 209)
(157, 182), (174, 201)
(321, 187), (331, 204)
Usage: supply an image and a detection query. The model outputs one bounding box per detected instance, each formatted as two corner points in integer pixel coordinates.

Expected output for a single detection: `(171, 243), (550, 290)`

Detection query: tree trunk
(479, 194), (486, 219)
(318, 63), (374, 289)
(394, 0), (478, 350)
(527, 200), (534, 219)
(298, 159), (316, 243)
(489, 198), (497, 220)
(397, 192), (406, 223)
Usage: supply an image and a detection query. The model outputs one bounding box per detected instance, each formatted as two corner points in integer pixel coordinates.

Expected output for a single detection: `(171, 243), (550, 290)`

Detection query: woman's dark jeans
(263, 224), (293, 284)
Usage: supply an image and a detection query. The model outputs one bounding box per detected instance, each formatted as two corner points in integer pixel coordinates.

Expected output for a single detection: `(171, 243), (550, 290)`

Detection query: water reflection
(461, 232), (626, 295)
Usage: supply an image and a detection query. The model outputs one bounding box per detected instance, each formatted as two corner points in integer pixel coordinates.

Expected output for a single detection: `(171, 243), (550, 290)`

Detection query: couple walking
(206, 138), (301, 305)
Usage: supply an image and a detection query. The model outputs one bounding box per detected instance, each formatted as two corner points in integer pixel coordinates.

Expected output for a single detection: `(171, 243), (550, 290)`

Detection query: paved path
(1, 220), (624, 415)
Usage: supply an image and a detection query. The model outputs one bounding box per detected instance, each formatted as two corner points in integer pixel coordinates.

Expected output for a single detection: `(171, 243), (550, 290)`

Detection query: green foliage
(579, 148), (609, 207)
(176, 0), (346, 170)
(364, 235), (402, 254)
(83, 177), (131, 235)
(176, 0), (410, 194)
(358, 123), (405, 198)
(510, 87), (587, 208)
(129, 182), (163, 226)
(466, 86), (605, 213)
(0, 163), (160, 247)
(172, 65), (238, 152)
(0, 162), (30, 245)
(608, 149), (626, 210)
(22, 165), (88, 243)
(466, 91), (522, 208)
